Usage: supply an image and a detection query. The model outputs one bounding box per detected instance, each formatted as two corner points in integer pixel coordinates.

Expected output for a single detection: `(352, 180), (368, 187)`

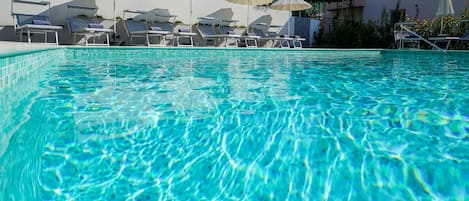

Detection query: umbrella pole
(112, 0), (116, 33)
(247, 0), (250, 32)
(190, 0), (193, 32)
(288, 4), (291, 36)
(440, 16), (444, 35)
(113, 0), (116, 39)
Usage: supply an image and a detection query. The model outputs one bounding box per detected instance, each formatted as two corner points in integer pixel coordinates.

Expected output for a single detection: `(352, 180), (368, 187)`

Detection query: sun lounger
(394, 31), (422, 49)
(123, 20), (171, 46)
(219, 19), (260, 48)
(251, 23), (303, 48)
(68, 17), (112, 46)
(149, 20), (197, 47)
(428, 35), (460, 50)
(394, 22), (422, 49)
(250, 25), (279, 48)
(11, 0), (62, 45)
(196, 17), (241, 47)
(13, 14), (62, 45)
(66, 4), (112, 46)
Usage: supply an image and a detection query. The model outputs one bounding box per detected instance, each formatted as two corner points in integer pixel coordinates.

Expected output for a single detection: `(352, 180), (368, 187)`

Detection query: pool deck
(0, 41), (60, 55)
(0, 41), (385, 53)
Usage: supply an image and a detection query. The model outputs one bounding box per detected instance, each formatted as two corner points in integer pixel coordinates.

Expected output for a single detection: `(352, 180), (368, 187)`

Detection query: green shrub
(315, 21), (392, 48)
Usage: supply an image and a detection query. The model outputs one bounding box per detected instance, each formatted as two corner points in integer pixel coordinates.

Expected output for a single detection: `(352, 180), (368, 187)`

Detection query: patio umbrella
(271, 0), (312, 36)
(436, 0), (454, 35)
(226, 0), (273, 29)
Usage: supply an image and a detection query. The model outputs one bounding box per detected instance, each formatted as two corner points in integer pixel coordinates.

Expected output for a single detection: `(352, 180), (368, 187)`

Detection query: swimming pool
(0, 48), (467, 200)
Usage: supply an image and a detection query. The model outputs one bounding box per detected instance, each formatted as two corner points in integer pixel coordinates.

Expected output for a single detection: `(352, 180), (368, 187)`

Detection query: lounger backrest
(266, 32), (278, 37)
(251, 28), (266, 37)
(15, 14), (48, 27)
(124, 20), (148, 34)
(152, 22), (174, 32)
(197, 24), (217, 37)
(68, 18), (95, 32)
(218, 25), (235, 35)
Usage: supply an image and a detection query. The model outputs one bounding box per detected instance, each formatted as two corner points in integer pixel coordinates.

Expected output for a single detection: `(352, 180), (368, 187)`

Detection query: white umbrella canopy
(270, 0), (312, 11)
(436, 0), (454, 35)
(226, 0), (273, 30)
(436, 0), (454, 17)
(226, 0), (273, 5)
(270, 0), (312, 36)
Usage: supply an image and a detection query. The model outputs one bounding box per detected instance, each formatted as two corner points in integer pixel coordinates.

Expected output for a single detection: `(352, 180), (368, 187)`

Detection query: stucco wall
(0, 0), (297, 45)
(1, 0), (290, 26)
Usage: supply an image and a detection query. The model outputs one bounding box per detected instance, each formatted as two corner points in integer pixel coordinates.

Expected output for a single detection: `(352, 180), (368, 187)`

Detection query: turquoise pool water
(0, 48), (468, 200)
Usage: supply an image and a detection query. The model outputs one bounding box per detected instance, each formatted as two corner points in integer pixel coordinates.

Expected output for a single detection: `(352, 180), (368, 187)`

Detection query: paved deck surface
(0, 41), (58, 55)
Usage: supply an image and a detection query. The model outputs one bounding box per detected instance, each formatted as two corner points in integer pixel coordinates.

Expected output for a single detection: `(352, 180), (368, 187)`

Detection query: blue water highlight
(0, 48), (468, 200)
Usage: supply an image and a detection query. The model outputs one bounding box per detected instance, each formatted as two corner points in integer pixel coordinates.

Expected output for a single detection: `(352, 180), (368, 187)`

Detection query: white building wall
(1, 0), (290, 27)
(363, 0), (467, 22)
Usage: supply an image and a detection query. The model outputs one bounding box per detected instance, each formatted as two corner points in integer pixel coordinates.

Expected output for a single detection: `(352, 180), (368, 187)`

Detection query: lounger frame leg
(293, 40), (302, 48)
(146, 34), (150, 46)
(27, 29), (31, 43)
(55, 31), (59, 46)
(85, 34), (89, 46)
(44, 32), (47, 43)
(19, 29), (23, 42)
(445, 40), (451, 50)
(106, 33), (110, 46)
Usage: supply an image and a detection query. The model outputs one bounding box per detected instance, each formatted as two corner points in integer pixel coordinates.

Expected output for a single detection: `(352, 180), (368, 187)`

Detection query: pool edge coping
(1, 46), (469, 59)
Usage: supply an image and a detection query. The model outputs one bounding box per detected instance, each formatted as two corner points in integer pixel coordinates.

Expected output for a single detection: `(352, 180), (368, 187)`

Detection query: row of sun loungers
(11, 1), (306, 48)
(194, 17), (304, 48)
(14, 13), (305, 48)
(394, 22), (469, 51)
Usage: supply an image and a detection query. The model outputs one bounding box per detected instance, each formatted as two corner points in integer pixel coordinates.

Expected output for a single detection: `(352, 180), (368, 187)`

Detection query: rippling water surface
(1, 49), (468, 200)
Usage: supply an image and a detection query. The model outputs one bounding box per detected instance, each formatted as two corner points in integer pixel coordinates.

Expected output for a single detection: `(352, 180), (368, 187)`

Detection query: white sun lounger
(68, 18), (112, 46)
(123, 20), (171, 46)
(196, 17), (241, 47)
(429, 36), (460, 50)
(66, 4), (113, 46)
(11, 0), (62, 45)
(252, 23), (304, 48)
(13, 14), (62, 45)
(151, 12), (197, 47)
(250, 27), (288, 48)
